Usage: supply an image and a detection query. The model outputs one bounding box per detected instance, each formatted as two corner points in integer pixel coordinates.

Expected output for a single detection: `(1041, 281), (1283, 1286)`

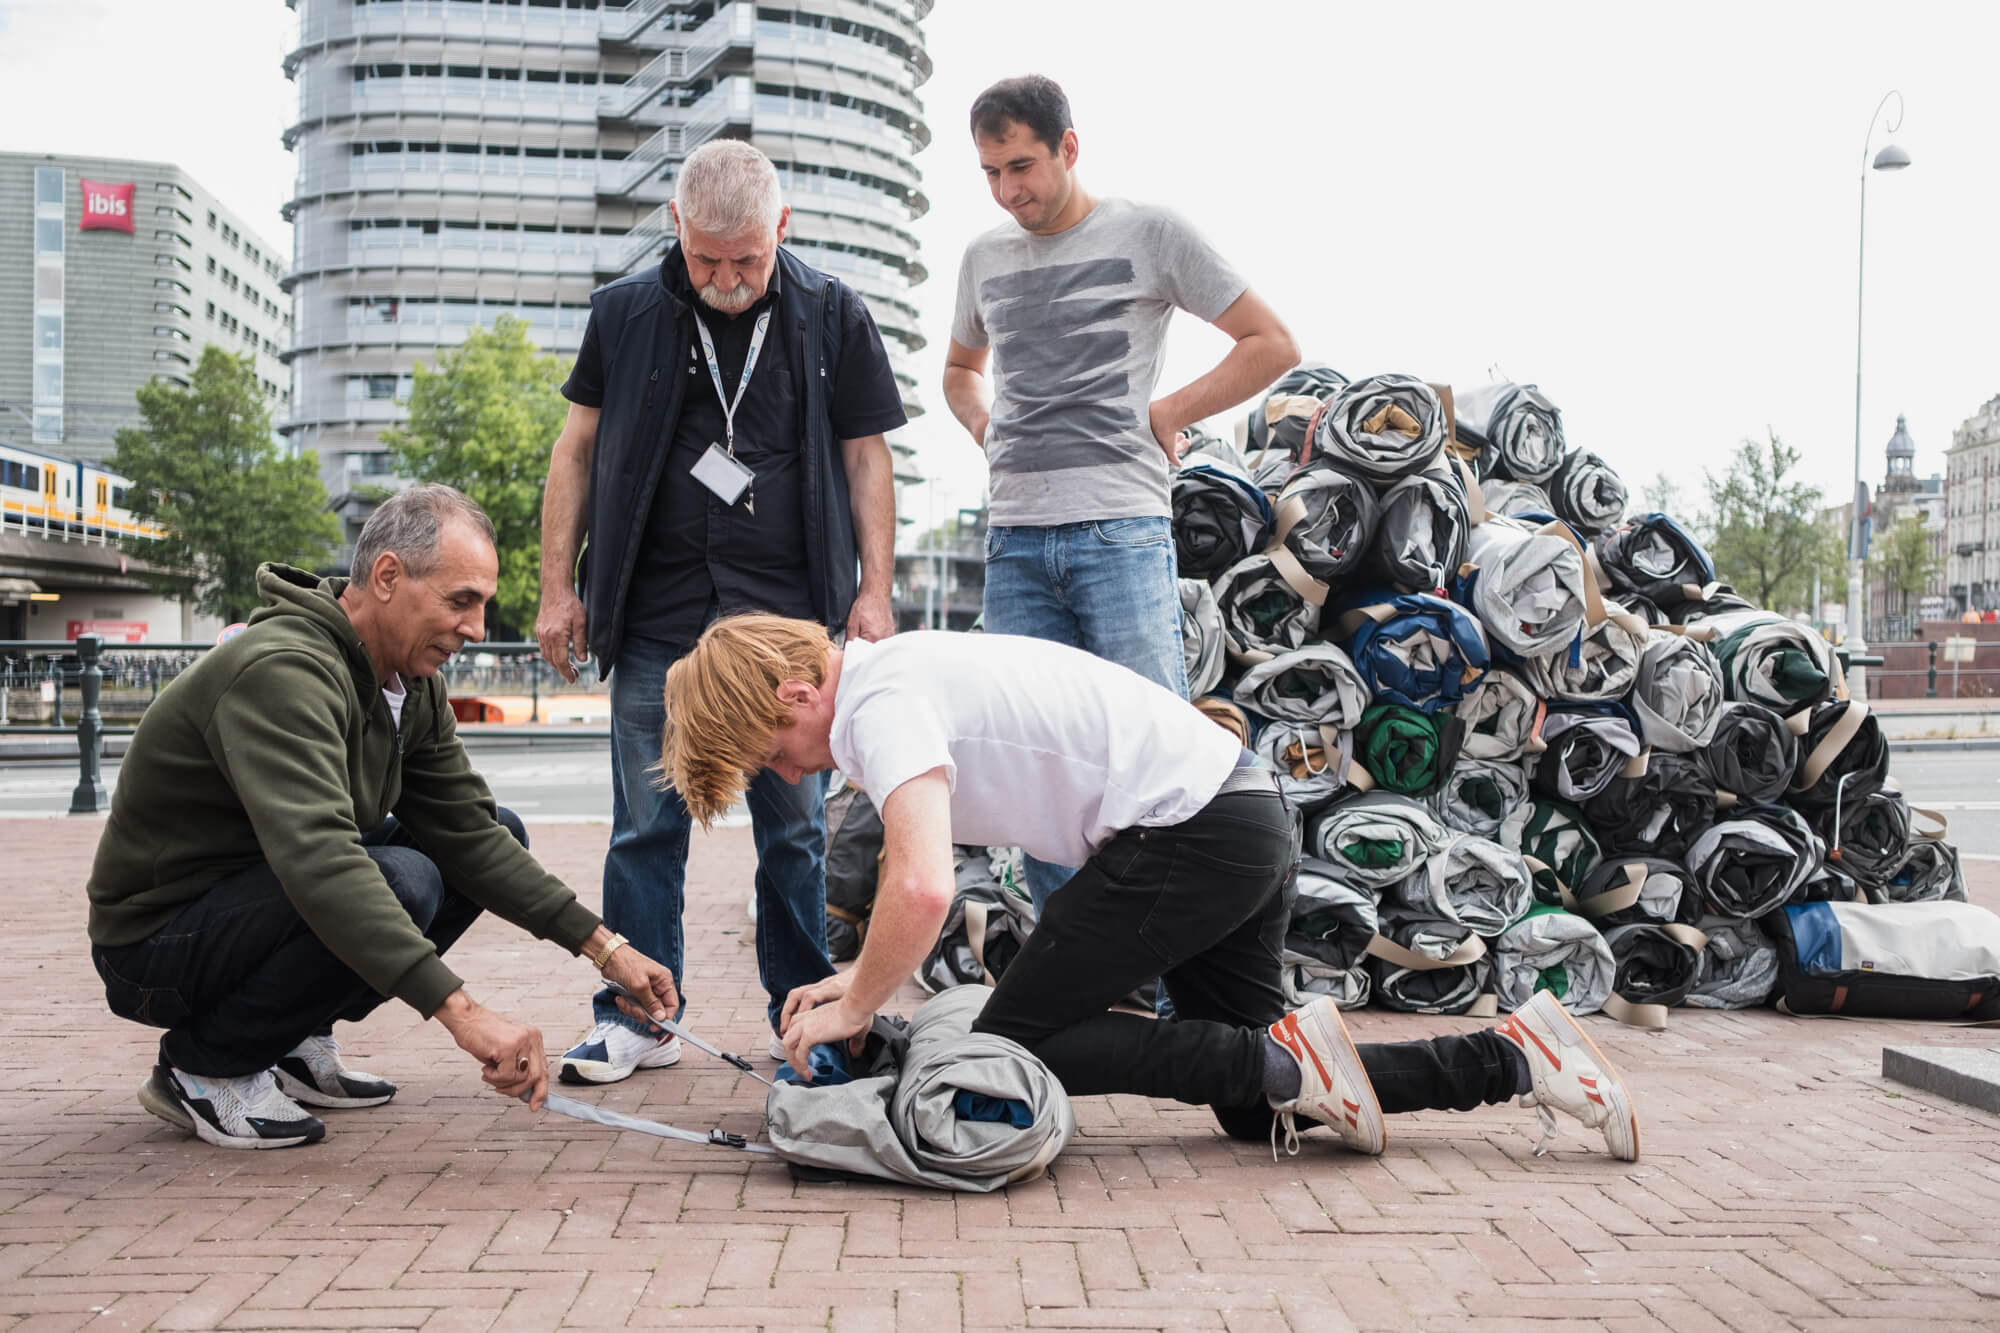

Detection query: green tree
(1871, 515), (1941, 618)
(1703, 432), (1844, 615)
(111, 346), (339, 623)
(379, 315), (566, 632)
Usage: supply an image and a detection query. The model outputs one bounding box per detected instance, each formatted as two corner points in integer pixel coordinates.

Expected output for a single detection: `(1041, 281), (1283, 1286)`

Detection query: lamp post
(1847, 90), (1912, 702)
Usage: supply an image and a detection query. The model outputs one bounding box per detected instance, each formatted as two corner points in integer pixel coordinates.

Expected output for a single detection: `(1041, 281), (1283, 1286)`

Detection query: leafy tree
(379, 316), (566, 632)
(1638, 470), (1685, 519)
(1871, 515), (1941, 618)
(111, 346), (339, 622)
(1703, 433), (1844, 615)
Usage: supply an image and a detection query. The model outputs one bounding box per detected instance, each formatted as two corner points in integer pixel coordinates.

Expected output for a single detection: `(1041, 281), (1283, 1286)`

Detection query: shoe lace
(1531, 1102), (1559, 1157)
(1269, 1110), (1302, 1162)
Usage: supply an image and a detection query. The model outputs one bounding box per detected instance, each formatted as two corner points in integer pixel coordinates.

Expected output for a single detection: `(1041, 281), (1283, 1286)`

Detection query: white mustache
(699, 279), (757, 313)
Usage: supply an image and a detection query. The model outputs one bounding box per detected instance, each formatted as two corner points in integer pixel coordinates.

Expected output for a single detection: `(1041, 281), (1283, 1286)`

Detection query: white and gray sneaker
(1266, 996), (1387, 1157)
(274, 1035), (397, 1109)
(1493, 990), (1641, 1161)
(147, 1064), (325, 1149)
(558, 1019), (682, 1085)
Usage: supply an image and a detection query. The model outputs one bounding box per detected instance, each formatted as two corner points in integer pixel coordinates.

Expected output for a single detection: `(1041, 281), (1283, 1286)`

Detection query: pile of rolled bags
(1167, 366), (1962, 1026)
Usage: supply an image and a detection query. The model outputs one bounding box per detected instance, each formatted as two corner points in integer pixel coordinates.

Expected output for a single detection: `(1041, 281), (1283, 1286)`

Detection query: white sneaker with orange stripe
(1266, 997), (1386, 1157)
(1493, 990), (1640, 1161)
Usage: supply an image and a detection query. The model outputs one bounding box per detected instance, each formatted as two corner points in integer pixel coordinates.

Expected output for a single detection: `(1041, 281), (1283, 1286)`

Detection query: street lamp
(1847, 90), (1912, 702)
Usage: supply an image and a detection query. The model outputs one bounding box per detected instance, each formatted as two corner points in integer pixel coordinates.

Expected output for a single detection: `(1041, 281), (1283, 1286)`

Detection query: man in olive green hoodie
(88, 485), (679, 1150)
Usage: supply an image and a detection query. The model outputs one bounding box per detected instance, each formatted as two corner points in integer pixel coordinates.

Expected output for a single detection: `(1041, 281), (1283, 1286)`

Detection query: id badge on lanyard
(691, 308), (771, 514)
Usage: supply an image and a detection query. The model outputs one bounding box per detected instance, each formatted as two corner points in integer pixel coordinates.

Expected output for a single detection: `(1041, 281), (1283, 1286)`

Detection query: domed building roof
(1887, 414), (1915, 459)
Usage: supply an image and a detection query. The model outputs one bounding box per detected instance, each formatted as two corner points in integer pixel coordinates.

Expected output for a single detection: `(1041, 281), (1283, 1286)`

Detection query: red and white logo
(79, 179), (135, 233)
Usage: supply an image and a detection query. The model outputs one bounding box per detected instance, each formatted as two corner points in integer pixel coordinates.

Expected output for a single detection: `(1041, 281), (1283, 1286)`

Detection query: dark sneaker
(274, 1035), (396, 1109)
(558, 1019), (682, 1085)
(160, 1066), (325, 1149)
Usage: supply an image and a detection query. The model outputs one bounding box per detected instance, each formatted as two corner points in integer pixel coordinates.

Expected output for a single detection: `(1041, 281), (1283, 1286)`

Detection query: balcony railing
(597, 3), (752, 121)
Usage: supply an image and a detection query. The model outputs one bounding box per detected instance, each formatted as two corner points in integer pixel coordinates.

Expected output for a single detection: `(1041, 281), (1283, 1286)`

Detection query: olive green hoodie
(86, 563), (602, 1016)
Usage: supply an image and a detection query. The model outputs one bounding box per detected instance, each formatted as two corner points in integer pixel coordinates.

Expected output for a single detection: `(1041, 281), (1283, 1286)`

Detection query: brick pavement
(6, 817), (1999, 1332)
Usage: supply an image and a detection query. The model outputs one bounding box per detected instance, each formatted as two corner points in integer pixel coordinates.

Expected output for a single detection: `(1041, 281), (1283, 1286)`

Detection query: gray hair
(675, 139), (783, 237)
(351, 483), (496, 587)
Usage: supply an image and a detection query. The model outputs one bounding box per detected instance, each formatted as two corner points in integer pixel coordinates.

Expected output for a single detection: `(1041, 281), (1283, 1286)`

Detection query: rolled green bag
(1235, 643), (1371, 729)
(1354, 703), (1464, 796)
(1388, 834), (1535, 938)
(1689, 607), (1834, 718)
(1428, 757), (1529, 840)
(1305, 792), (1451, 892)
(1500, 797), (1602, 905)
(1491, 904), (1615, 1015)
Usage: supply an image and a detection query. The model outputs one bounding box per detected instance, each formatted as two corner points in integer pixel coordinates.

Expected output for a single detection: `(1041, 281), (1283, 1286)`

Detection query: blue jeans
(601, 635), (833, 1034)
(982, 516), (1187, 914)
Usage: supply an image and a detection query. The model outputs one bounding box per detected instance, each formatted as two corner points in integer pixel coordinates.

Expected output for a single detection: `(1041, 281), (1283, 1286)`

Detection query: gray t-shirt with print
(951, 198), (1246, 527)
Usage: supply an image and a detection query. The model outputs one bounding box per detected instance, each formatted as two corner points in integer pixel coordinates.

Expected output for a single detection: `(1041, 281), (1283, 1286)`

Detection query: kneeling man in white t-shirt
(659, 614), (1641, 1161)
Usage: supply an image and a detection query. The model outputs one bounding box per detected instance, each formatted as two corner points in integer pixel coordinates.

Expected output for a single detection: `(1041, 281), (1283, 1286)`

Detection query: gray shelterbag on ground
(764, 986), (1074, 1192)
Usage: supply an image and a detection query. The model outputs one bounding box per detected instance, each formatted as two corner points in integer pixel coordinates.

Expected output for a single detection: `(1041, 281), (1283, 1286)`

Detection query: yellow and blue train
(0, 441), (164, 542)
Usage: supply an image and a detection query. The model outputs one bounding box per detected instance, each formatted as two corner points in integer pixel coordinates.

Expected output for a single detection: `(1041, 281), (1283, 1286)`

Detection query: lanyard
(693, 307), (772, 456)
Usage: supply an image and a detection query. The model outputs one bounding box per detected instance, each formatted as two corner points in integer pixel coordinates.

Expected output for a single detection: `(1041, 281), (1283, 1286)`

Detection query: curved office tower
(281, 0), (931, 547)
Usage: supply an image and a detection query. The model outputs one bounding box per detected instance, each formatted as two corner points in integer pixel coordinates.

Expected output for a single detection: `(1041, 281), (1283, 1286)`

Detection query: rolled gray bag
(1519, 604), (1649, 703)
(1628, 631), (1724, 753)
(1810, 787), (1914, 889)
(1245, 447), (1296, 498)
(1458, 515), (1590, 658)
(1601, 921), (1704, 1015)
(1688, 607), (1834, 718)
(1373, 466), (1470, 595)
(1280, 947), (1372, 1010)
(1312, 373), (1448, 487)
(1306, 792), (1451, 892)
(1491, 905), (1615, 1015)
(1697, 701), (1798, 805)
(1428, 757), (1529, 839)
(1571, 855), (1691, 928)
(1234, 643), (1370, 729)
(1268, 459), (1379, 598)
(1531, 707), (1644, 802)
(1458, 667), (1547, 761)
(1255, 719), (1354, 811)
(1214, 554), (1319, 664)
(1875, 834), (1966, 904)
(1682, 914), (1780, 1009)
(1548, 449), (1628, 536)
(1388, 833), (1535, 937)
(1179, 579), (1227, 698)
(1171, 454), (1272, 583)
(1368, 901), (1496, 1016)
(1283, 857), (1378, 1009)
(763, 986), (1074, 1192)
(1686, 805), (1819, 918)
(1481, 478), (1554, 519)
(1457, 381), (1566, 484)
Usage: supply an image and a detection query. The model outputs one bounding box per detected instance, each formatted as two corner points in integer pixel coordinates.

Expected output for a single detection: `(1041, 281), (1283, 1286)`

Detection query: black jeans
(972, 785), (1518, 1142)
(91, 811), (524, 1078)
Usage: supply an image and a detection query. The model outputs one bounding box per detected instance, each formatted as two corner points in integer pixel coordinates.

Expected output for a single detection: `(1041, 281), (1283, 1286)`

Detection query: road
(6, 742), (1997, 855)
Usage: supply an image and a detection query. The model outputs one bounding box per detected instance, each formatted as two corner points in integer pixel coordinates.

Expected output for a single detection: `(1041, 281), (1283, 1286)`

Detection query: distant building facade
(280, 0), (934, 554)
(1945, 394), (2000, 615)
(0, 151), (292, 462)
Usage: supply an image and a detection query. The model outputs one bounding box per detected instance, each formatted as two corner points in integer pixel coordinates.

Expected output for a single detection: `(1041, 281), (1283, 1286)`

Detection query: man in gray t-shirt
(942, 74), (1299, 912)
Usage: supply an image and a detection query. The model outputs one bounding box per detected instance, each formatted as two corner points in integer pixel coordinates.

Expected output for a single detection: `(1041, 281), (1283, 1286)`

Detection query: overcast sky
(4, 1), (1996, 532)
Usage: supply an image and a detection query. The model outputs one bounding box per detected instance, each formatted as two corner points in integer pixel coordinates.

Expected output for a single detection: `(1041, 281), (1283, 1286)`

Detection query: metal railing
(597, 4), (751, 122)
(0, 638), (607, 814)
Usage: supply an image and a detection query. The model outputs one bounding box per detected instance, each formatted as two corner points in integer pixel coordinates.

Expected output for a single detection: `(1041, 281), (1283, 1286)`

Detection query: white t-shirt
(829, 633), (1241, 867)
(382, 673), (407, 728)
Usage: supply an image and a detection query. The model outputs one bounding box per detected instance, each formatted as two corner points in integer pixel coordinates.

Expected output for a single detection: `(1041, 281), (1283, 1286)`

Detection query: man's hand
(778, 972), (870, 1081)
(845, 589), (896, 643)
(434, 990), (549, 1109)
(535, 587), (588, 683)
(1148, 400), (1187, 467)
(599, 947), (679, 1028)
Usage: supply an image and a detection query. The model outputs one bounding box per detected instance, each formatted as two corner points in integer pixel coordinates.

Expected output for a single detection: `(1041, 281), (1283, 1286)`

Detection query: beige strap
(964, 900), (995, 987)
(1575, 862), (1646, 919)
(1659, 923), (1710, 951)
(1520, 854), (1577, 910)
(1532, 520), (1608, 624)
(1264, 540), (1329, 607)
(1003, 1120), (1068, 1182)
(1457, 456), (1488, 526)
(1333, 602), (1396, 639)
(1363, 931), (1488, 971)
(1784, 706), (1813, 737)
(1715, 789), (1739, 809)
(1621, 747), (1651, 780)
(1583, 543), (1615, 595)
(1600, 993), (1670, 1030)
(1910, 806), (1949, 840)
(1270, 493), (1310, 546)
(1465, 993), (1500, 1019)
(1792, 698), (1869, 792)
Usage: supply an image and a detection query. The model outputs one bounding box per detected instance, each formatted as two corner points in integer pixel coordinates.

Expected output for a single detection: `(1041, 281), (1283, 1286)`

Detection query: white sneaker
(557, 1020), (682, 1085)
(768, 1035), (787, 1063)
(155, 1065), (325, 1149)
(274, 1035), (396, 1109)
(1494, 990), (1641, 1161)
(1266, 997), (1387, 1156)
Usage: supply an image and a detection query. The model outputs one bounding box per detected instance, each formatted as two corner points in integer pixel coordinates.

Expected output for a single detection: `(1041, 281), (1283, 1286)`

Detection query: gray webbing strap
(535, 1092), (779, 1154)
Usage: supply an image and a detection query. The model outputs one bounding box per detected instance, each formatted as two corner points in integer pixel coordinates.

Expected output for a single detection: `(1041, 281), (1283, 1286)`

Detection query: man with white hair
(536, 138), (906, 1084)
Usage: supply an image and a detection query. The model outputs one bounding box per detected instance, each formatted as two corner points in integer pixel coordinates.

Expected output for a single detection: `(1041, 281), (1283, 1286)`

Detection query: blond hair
(660, 614), (832, 825)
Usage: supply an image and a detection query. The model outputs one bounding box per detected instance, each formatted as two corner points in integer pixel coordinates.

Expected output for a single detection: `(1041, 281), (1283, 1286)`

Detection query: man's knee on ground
(367, 846), (447, 929)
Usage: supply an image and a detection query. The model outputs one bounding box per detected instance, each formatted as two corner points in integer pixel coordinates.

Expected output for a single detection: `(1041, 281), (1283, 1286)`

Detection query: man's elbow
(1261, 323), (1301, 379)
(887, 872), (956, 924)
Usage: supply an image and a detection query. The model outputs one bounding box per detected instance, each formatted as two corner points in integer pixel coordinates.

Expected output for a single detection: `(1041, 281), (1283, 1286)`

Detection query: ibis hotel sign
(79, 179), (135, 233)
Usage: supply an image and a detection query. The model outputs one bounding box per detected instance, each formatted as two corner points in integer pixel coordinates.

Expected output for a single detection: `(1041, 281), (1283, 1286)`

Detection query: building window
(35, 363), (62, 401)
(35, 267), (62, 301)
(206, 255), (216, 274)
(35, 218), (63, 254)
(364, 375), (398, 399)
(32, 411), (61, 445)
(35, 167), (62, 205)
(206, 301), (216, 320)
(35, 314), (62, 351)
